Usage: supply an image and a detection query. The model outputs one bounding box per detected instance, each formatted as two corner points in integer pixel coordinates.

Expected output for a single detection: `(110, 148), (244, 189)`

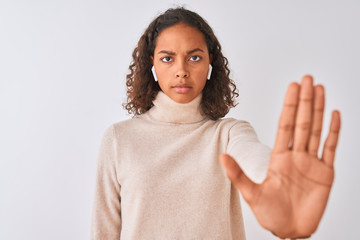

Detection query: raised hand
(220, 75), (341, 239)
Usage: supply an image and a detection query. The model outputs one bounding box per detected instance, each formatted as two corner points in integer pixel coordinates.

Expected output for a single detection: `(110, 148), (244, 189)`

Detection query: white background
(1, 0), (359, 239)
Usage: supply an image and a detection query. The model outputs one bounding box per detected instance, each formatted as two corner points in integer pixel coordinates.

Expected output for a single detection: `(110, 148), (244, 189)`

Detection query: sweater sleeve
(91, 125), (121, 240)
(227, 121), (271, 184)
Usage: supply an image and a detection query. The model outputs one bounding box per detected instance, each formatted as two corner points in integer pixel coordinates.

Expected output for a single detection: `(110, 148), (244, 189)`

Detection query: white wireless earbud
(207, 64), (212, 80)
(151, 66), (158, 82)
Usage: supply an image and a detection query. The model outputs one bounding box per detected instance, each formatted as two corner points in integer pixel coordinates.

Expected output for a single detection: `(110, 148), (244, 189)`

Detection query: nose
(176, 72), (189, 78)
(175, 61), (189, 78)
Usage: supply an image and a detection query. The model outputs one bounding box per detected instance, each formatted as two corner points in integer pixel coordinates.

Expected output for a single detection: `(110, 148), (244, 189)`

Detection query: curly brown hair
(124, 7), (238, 120)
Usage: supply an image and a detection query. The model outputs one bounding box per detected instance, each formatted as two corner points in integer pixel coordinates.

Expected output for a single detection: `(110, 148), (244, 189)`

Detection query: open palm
(220, 76), (341, 239)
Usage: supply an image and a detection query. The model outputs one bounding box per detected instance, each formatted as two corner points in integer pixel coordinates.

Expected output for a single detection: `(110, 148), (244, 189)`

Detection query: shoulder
(214, 117), (259, 140)
(112, 118), (138, 130)
(100, 118), (140, 139)
(215, 117), (253, 130)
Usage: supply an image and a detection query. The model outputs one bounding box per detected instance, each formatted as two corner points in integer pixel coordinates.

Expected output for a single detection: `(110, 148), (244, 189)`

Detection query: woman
(91, 7), (341, 240)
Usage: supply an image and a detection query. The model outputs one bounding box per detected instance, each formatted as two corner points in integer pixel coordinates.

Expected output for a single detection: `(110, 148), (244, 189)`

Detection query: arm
(227, 121), (271, 184)
(91, 125), (121, 240)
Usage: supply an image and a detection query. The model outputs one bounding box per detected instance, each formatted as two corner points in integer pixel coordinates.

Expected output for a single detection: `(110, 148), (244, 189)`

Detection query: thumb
(220, 153), (257, 203)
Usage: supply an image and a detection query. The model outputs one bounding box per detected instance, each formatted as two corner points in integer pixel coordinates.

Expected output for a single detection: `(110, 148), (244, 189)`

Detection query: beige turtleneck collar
(141, 91), (207, 124)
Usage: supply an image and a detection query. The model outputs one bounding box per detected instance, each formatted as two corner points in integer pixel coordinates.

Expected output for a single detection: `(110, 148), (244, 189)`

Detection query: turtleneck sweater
(91, 91), (271, 240)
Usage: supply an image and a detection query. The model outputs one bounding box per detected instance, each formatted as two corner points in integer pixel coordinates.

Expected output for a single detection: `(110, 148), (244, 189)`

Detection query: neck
(143, 91), (206, 124)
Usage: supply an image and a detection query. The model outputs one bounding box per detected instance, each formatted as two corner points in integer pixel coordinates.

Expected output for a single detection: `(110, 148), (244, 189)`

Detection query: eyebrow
(157, 48), (205, 55)
(187, 48), (205, 54)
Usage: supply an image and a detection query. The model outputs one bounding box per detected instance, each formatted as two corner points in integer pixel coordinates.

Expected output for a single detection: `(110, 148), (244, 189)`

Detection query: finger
(307, 85), (325, 157)
(273, 82), (300, 153)
(322, 110), (341, 167)
(220, 153), (258, 203)
(293, 75), (314, 151)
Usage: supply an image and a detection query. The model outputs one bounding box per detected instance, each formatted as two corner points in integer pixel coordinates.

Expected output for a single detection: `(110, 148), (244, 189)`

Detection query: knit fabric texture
(91, 91), (271, 240)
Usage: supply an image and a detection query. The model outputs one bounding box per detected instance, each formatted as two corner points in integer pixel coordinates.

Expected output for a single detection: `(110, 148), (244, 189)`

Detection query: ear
(150, 56), (154, 65)
(209, 53), (213, 64)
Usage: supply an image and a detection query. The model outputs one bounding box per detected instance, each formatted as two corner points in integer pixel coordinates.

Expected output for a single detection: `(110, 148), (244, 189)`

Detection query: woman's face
(151, 23), (211, 104)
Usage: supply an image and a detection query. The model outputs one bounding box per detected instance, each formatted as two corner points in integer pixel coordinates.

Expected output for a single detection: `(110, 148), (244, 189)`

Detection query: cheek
(200, 80), (207, 91)
(195, 66), (209, 81)
(157, 80), (166, 91)
(155, 66), (170, 80)
(200, 63), (210, 75)
(156, 77), (170, 93)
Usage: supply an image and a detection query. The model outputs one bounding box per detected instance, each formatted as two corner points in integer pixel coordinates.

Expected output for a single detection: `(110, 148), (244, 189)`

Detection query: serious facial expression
(151, 23), (211, 104)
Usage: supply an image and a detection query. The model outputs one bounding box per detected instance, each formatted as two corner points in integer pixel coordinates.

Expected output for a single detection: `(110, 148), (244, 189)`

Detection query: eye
(189, 55), (202, 62)
(161, 56), (172, 63)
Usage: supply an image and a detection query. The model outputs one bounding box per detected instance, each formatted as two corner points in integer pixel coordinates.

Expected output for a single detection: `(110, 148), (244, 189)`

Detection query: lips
(172, 84), (192, 93)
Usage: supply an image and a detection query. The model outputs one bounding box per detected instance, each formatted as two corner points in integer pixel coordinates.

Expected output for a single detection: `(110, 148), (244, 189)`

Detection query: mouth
(172, 85), (192, 93)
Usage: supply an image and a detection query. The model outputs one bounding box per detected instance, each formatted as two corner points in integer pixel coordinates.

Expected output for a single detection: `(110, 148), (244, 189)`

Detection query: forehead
(154, 23), (208, 52)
